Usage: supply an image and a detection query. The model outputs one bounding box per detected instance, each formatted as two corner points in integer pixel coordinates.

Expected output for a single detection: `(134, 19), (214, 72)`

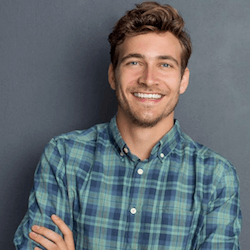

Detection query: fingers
(51, 215), (72, 236)
(51, 215), (75, 250)
(29, 225), (68, 250)
(29, 215), (75, 250)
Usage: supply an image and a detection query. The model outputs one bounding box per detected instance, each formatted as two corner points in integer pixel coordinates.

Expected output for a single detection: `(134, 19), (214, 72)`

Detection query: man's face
(108, 31), (189, 128)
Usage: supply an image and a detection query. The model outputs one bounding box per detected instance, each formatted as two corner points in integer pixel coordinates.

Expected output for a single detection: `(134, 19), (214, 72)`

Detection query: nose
(138, 64), (158, 86)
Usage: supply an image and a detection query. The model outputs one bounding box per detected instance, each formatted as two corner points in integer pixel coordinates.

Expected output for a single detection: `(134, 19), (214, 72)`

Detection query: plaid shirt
(14, 116), (241, 249)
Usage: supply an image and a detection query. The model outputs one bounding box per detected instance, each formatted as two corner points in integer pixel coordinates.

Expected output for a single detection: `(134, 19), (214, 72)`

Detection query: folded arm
(197, 164), (242, 249)
(14, 139), (74, 249)
(29, 214), (75, 250)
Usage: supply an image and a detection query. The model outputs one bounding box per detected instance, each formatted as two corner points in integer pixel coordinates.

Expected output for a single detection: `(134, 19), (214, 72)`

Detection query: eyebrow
(157, 55), (179, 66)
(120, 53), (179, 66)
(120, 53), (144, 64)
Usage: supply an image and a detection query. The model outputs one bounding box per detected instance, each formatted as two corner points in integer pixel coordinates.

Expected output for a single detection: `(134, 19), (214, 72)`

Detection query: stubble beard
(115, 82), (180, 128)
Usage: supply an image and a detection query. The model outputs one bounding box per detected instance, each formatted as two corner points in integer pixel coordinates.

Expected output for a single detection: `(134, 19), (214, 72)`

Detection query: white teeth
(134, 93), (162, 99)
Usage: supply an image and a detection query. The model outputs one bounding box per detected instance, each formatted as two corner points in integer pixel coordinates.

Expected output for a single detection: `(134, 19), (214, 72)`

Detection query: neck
(116, 112), (174, 160)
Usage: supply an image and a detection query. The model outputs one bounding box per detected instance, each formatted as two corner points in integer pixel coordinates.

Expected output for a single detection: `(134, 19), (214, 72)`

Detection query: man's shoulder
(179, 131), (235, 172)
(49, 122), (110, 147)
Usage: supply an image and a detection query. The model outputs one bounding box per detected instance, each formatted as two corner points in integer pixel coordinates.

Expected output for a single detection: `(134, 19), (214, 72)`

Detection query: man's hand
(29, 215), (75, 250)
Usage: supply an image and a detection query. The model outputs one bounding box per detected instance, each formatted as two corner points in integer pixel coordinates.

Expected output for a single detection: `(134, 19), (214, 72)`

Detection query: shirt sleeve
(197, 162), (242, 250)
(13, 138), (74, 250)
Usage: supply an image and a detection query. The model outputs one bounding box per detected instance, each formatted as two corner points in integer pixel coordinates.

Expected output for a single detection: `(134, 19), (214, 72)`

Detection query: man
(14, 2), (242, 249)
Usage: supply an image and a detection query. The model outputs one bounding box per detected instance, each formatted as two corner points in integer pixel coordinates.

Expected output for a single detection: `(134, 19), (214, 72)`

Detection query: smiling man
(108, 31), (189, 160)
(14, 2), (242, 250)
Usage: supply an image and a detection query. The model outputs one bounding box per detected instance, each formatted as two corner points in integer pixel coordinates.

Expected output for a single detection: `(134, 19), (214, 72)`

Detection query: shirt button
(137, 168), (143, 175)
(130, 208), (137, 214)
(123, 147), (129, 154)
(160, 153), (164, 158)
(120, 152), (124, 157)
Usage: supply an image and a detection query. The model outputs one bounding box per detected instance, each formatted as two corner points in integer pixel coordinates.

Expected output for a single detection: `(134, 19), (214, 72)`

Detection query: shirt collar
(154, 119), (181, 161)
(108, 115), (181, 161)
(109, 115), (127, 155)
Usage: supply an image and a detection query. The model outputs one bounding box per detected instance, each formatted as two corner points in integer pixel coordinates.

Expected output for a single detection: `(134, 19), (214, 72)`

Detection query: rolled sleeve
(14, 139), (73, 250)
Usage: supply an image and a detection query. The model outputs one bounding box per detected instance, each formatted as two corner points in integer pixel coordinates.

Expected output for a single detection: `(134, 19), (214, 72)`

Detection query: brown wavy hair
(108, 2), (192, 76)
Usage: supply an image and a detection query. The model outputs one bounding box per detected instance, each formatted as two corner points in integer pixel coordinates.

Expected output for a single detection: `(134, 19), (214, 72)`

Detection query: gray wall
(1, 0), (249, 248)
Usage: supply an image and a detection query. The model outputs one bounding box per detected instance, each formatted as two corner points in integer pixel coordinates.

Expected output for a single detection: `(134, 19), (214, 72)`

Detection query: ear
(108, 64), (116, 90)
(179, 67), (190, 94)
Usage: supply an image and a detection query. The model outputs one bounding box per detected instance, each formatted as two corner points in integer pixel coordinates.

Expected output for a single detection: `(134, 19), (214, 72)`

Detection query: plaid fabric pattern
(14, 117), (241, 249)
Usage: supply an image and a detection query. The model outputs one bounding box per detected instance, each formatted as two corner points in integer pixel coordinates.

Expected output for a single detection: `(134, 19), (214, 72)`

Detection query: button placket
(128, 162), (146, 219)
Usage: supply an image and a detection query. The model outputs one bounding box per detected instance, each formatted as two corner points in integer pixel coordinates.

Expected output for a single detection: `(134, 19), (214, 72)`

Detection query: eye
(162, 63), (171, 68)
(129, 61), (138, 65)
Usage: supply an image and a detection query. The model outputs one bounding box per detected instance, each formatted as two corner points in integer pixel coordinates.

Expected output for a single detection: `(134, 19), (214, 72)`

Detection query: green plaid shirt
(14, 117), (241, 249)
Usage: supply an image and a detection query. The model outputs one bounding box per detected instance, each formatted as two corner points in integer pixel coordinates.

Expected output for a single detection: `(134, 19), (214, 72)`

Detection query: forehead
(117, 31), (182, 63)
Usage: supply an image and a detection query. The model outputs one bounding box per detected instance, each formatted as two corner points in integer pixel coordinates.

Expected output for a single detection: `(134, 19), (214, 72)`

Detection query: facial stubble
(114, 77), (180, 128)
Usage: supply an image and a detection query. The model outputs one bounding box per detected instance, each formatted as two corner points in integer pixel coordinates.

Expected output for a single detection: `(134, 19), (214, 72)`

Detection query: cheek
(163, 75), (182, 90)
(120, 68), (141, 82)
(117, 77), (135, 91)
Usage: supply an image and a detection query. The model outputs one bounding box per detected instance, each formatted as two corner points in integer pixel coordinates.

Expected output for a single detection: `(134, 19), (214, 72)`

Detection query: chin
(129, 113), (165, 128)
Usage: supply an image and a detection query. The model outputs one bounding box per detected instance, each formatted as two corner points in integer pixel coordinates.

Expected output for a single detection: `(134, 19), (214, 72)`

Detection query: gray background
(1, 0), (249, 249)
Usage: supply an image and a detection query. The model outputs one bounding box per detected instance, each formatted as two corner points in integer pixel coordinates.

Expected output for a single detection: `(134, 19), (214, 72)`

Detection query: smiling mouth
(133, 92), (163, 99)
